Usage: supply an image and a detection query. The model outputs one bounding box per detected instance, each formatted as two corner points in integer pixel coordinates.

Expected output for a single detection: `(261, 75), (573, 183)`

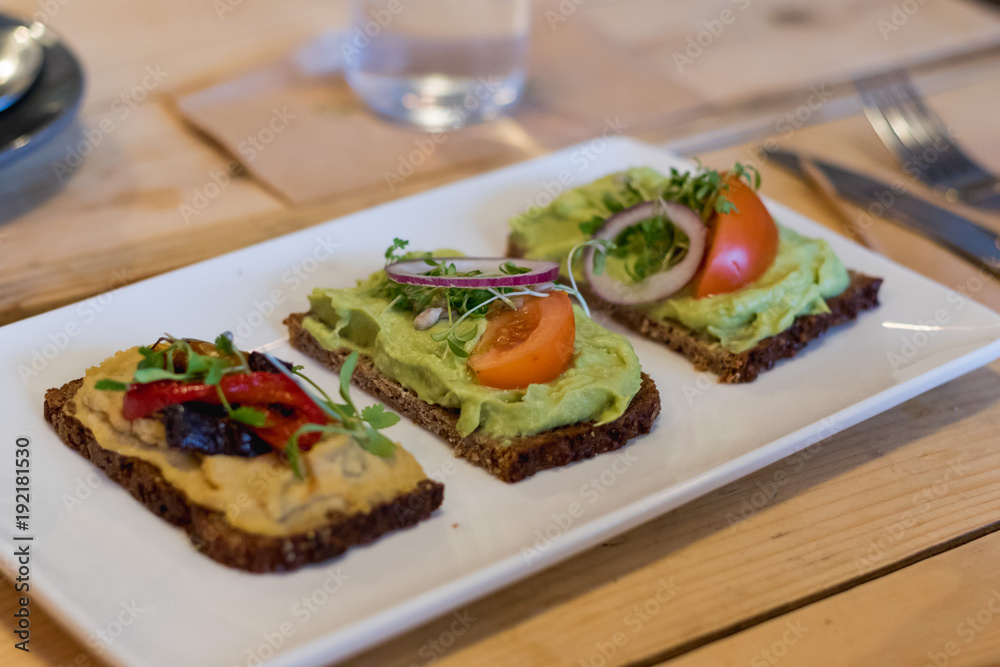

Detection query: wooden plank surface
(662, 528), (1000, 666)
(338, 363), (1000, 667)
(4, 0), (1000, 666)
(4, 0), (1000, 324)
(6, 102), (1000, 665)
(6, 358), (1000, 667)
(588, 0), (1000, 104)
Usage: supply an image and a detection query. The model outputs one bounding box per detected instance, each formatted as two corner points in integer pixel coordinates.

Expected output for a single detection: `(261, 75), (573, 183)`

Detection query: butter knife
(765, 148), (1000, 275)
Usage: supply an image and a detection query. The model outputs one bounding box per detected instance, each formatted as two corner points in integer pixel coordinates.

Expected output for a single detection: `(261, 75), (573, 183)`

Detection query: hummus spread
(72, 348), (430, 537)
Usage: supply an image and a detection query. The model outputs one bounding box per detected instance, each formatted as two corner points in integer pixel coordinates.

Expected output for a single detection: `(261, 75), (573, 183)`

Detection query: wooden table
(3, 1), (1000, 665)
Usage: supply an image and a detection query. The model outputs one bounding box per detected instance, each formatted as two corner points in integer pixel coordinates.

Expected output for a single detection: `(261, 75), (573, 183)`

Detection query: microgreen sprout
(97, 333), (266, 427)
(563, 240), (616, 318)
(384, 237), (410, 265)
(659, 160), (760, 222)
(428, 285), (551, 357)
(376, 241), (547, 358)
(267, 351), (399, 480)
(607, 199), (691, 283)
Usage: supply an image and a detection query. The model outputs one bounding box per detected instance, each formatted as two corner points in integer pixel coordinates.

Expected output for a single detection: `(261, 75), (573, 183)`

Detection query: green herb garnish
(610, 207), (691, 282)
(94, 334), (401, 482)
(570, 163), (760, 283)
(658, 161), (760, 222)
(214, 333), (236, 356)
(385, 237), (410, 265)
(378, 254), (530, 320)
(274, 351), (401, 479)
(97, 333), (258, 425)
(285, 437), (305, 480)
(565, 239), (616, 318)
(95, 379), (128, 391)
(578, 215), (607, 236)
(213, 383), (267, 427)
(377, 243), (543, 358)
(500, 261), (531, 276)
(576, 162), (761, 238)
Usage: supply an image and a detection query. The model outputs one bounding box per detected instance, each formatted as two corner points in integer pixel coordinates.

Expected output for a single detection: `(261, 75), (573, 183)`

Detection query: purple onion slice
(583, 200), (707, 305)
(385, 257), (560, 289)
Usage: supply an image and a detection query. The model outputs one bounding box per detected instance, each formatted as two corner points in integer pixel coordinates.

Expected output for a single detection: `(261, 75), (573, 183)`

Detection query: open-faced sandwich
(286, 241), (661, 483)
(508, 163), (883, 383)
(43, 334), (443, 572)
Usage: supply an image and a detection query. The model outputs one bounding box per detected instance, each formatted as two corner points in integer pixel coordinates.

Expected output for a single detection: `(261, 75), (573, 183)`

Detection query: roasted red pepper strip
(250, 407), (322, 451)
(122, 372), (326, 422)
(122, 380), (214, 420)
(121, 372), (329, 451)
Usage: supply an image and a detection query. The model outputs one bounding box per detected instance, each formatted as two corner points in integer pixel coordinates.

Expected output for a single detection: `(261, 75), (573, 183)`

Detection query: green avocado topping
(509, 167), (850, 353)
(302, 268), (643, 440)
(640, 226), (849, 352)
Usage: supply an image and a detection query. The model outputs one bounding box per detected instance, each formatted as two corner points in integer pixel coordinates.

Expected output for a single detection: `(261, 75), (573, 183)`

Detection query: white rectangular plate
(3, 138), (1000, 667)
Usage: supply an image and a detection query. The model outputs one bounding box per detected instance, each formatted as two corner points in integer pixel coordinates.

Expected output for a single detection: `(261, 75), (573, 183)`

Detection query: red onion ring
(385, 257), (560, 288)
(583, 200), (707, 305)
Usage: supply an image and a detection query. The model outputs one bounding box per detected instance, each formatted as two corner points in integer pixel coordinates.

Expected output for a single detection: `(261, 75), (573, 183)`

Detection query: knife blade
(764, 148), (1000, 274)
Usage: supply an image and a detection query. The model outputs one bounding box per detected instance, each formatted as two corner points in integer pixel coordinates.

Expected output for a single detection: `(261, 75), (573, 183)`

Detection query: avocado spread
(302, 271), (643, 439)
(73, 348), (430, 537)
(509, 168), (850, 353)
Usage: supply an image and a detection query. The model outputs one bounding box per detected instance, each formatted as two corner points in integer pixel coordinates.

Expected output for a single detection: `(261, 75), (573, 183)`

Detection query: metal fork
(854, 70), (1000, 211)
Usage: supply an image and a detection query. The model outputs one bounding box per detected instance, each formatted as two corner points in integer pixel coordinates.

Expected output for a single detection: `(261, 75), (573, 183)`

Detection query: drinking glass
(344, 0), (530, 132)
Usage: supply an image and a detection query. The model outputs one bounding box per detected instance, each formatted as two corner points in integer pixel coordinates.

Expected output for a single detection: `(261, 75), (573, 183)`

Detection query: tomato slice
(694, 175), (779, 299)
(468, 291), (576, 390)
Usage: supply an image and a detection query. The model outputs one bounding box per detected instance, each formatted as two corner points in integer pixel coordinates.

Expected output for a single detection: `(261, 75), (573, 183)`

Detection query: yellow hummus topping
(72, 348), (430, 537)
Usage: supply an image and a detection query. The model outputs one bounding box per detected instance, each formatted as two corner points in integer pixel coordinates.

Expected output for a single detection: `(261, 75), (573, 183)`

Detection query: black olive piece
(161, 403), (272, 457)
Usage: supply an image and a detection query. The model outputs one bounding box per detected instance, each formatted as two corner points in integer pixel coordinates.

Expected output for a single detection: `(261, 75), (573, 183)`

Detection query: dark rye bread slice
(508, 238), (882, 384)
(44, 379), (444, 573)
(286, 313), (661, 483)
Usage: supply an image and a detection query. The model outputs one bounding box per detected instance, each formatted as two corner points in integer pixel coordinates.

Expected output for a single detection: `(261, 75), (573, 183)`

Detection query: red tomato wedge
(694, 175), (779, 299)
(468, 291), (576, 390)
